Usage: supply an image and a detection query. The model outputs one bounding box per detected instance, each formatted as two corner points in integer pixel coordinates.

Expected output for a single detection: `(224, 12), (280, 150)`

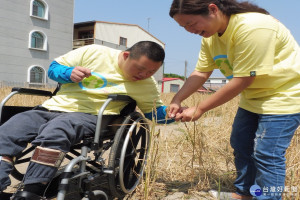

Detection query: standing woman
(168, 0), (300, 199)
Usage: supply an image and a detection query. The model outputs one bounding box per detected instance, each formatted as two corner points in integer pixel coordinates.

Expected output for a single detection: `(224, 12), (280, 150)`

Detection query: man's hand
(174, 106), (203, 122)
(70, 66), (91, 82)
(167, 71), (212, 119)
(168, 101), (181, 118)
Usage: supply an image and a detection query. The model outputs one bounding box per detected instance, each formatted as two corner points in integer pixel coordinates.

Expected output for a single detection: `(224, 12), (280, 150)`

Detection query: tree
(163, 73), (185, 79)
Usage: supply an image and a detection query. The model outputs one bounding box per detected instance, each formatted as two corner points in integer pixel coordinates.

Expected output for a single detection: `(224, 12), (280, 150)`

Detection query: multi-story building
(0, 0), (74, 87)
(0, 3), (165, 88)
(73, 21), (165, 84)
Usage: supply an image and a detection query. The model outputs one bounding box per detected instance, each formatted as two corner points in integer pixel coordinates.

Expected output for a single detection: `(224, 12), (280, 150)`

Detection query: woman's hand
(174, 106), (203, 122)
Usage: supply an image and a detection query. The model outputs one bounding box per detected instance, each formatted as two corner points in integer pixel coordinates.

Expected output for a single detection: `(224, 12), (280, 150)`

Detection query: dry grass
(136, 92), (300, 199)
(1, 87), (299, 199)
(134, 93), (239, 199)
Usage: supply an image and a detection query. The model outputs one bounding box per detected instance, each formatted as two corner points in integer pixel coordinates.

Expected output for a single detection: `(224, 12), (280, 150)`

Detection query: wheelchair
(0, 87), (150, 200)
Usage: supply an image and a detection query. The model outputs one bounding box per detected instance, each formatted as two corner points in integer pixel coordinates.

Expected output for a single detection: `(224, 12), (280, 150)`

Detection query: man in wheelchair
(0, 41), (174, 200)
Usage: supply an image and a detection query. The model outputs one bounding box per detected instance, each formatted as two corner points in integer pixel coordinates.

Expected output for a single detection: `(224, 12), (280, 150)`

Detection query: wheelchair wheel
(108, 112), (150, 198)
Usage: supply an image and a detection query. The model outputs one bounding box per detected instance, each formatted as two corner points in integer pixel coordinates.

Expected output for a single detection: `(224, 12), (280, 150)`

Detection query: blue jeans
(230, 107), (300, 200)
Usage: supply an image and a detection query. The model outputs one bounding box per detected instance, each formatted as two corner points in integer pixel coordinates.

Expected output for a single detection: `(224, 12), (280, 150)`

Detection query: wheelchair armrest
(11, 87), (53, 97)
(107, 94), (135, 102)
(92, 94), (136, 152)
(0, 88), (54, 124)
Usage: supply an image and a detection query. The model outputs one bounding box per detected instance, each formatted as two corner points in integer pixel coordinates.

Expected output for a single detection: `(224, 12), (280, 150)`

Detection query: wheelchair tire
(107, 112), (150, 198)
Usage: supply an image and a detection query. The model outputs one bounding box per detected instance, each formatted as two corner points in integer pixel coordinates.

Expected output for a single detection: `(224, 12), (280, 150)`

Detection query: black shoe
(11, 190), (45, 200)
(0, 191), (13, 200)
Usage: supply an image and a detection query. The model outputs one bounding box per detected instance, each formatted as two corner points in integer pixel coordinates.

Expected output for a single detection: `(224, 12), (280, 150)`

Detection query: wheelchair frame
(0, 87), (150, 200)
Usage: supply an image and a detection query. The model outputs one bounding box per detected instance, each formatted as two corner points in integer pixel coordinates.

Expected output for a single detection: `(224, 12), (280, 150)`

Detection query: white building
(204, 77), (228, 89)
(161, 78), (185, 93)
(0, 0), (74, 87)
(73, 21), (165, 83)
(162, 78), (214, 93)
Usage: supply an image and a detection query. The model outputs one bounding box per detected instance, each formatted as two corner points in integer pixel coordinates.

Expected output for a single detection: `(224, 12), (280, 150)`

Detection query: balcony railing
(73, 38), (94, 49)
(73, 38), (127, 51)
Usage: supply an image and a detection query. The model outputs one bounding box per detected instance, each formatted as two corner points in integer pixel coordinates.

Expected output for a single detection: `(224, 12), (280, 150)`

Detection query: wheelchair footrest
(0, 191), (13, 200)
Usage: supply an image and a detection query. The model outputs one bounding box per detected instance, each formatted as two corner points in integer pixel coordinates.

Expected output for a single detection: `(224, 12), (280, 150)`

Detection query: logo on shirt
(79, 72), (107, 90)
(213, 55), (233, 80)
(250, 71), (256, 76)
(78, 72), (126, 93)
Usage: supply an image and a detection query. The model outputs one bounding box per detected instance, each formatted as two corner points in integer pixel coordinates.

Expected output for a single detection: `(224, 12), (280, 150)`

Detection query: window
(30, 0), (49, 20)
(29, 66), (45, 84)
(31, 32), (43, 48)
(222, 79), (227, 83)
(119, 37), (127, 46)
(29, 30), (47, 51)
(33, 0), (45, 17)
(170, 84), (180, 93)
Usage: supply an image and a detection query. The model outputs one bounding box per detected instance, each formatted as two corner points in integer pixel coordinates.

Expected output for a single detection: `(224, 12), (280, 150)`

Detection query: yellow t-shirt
(196, 13), (300, 114)
(42, 44), (163, 115)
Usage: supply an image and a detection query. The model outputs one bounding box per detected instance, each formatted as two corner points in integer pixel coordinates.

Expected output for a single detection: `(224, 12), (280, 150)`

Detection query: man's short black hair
(126, 41), (165, 62)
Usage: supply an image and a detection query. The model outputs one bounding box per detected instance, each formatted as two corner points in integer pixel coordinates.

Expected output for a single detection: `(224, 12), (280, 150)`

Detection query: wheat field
(0, 87), (299, 199)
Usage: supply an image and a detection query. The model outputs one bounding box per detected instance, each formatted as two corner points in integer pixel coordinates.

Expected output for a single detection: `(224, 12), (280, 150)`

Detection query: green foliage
(163, 73), (185, 79)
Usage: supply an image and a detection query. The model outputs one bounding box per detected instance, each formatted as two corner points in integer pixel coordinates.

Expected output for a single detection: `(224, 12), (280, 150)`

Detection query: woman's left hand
(174, 106), (203, 122)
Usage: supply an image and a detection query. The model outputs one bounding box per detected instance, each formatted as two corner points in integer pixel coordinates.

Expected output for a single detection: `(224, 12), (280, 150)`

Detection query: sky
(73, 0), (300, 77)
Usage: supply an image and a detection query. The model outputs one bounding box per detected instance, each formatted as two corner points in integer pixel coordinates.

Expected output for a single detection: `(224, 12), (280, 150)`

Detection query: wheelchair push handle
(0, 87), (54, 123)
(11, 87), (53, 97)
(1, 87), (53, 109)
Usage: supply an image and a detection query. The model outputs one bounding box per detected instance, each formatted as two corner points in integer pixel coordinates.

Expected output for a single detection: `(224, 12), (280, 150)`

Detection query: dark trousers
(0, 110), (115, 189)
